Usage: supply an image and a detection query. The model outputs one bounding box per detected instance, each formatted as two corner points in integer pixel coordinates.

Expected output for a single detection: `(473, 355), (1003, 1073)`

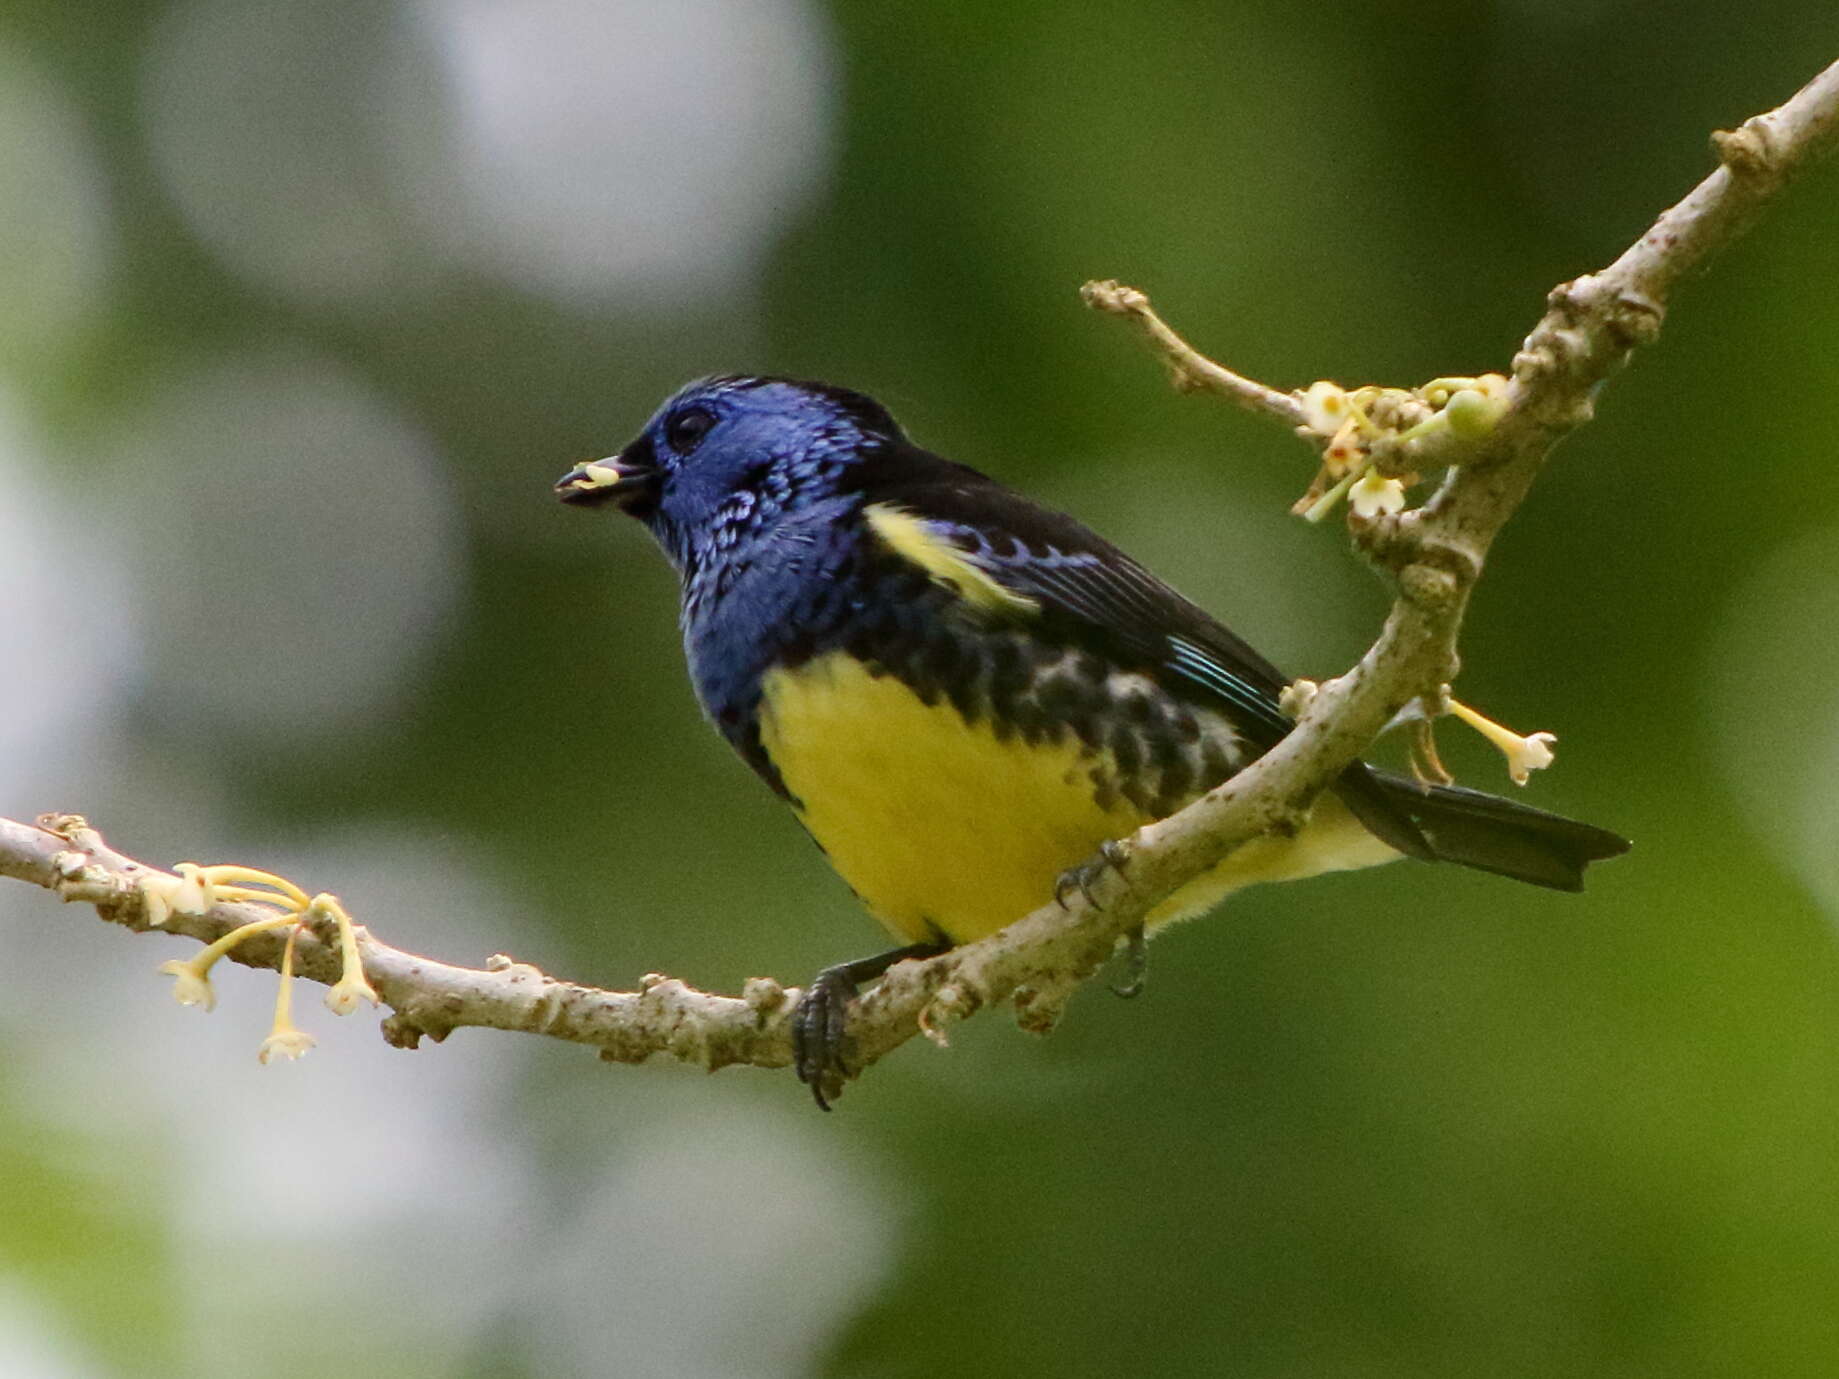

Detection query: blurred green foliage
(3, 2), (1839, 1376)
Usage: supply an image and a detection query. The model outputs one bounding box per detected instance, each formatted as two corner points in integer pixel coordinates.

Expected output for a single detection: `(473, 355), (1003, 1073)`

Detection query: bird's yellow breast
(757, 650), (1400, 946)
(759, 651), (1142, 944)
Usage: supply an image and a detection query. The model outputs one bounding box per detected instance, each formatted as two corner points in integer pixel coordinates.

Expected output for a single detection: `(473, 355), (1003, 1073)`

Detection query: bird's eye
(665, 407), (716, 455)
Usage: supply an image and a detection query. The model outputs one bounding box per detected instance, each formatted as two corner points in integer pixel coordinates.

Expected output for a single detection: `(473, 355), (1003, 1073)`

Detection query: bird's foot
(1109, 923), (1148, 999)
(1409, 718), (1454, 788)
(792, 965), (859, 1112)
(1054, 838), (1131, 911)
(793, 939), (950, 1110)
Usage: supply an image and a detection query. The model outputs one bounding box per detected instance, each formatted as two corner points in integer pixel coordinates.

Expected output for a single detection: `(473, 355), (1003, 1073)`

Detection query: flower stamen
(156, 911), (300, 1012)
(257, 922), (316, 1065)
(1445, 699), (1558, 785)
(313, 893), (379, 1015)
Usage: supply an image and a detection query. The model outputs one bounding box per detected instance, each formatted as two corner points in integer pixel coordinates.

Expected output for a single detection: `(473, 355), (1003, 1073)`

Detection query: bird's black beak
(555, 452), (659, 510)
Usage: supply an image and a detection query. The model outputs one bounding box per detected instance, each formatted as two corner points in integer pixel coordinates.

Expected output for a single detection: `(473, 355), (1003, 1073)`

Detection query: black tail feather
(1338, 764), (1629, 892)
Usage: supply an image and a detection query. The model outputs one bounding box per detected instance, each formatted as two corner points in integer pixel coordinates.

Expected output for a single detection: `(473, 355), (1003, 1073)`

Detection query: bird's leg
(1053, 841), (1146, 994)
(794, 938), (950, 1110)
(1054, 838), (1131, 911)
(1410, 718), (1454, 788)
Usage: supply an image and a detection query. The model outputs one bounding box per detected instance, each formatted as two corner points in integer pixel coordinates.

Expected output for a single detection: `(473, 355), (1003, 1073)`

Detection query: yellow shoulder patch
(864, 503), (1038, 617)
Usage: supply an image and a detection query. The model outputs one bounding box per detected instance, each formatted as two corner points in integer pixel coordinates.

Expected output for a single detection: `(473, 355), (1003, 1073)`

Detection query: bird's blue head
(556, 376), (908, 572)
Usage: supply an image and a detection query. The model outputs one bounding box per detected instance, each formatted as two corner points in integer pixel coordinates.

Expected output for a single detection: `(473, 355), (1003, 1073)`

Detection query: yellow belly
(757, 650), (1399, 945)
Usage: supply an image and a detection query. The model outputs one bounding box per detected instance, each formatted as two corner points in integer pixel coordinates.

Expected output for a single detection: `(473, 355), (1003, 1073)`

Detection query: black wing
(859, 458), (1298, 745)
(854, 450), (1436, 859)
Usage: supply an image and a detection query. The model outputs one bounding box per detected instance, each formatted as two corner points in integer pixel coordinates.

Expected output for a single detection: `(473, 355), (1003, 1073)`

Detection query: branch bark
(4, 57), (1837, 1092)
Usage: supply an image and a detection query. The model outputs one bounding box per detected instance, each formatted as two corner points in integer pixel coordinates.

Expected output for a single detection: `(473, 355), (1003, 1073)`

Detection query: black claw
(1053, 859), (1101, 911)
(1054, 838), (1132, 913)
(792, 938), (951, 1111)
(792, 968), (858, 1111)
(1109, 922), (1148, 999)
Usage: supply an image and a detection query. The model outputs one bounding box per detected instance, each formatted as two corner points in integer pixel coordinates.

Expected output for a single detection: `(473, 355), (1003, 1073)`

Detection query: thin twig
(1079, 279), (1308, 428)
(1, 814), (793, 1070)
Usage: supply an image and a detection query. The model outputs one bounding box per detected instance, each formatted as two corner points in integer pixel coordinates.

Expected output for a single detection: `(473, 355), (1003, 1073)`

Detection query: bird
(556, 375), (1629, 1107)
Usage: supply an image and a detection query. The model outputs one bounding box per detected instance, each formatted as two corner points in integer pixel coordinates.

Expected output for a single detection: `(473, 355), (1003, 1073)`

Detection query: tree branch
(1078, 279), (1307, 428)
(5, 58), (1836, 1094)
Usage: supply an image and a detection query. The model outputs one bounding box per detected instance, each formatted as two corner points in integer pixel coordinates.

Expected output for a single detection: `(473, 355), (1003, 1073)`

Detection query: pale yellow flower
(1502, 731), (1558, 784)
(310, 893), (379, 1015)
(1446, 699), (1558, 785)
(1350, 471), (1406, 518)
(1323, 417), (1363, 475)
(169, 863), (217, 917)
(324, 974), (379, 1017)
(257, 1028), (316, 1065)
(257, 921), (316, 1066)
(1278, 678), (1319, 718)
(1300, 380), (1350, 436)
(157, 958), (217, 1012)
(138, 874), (182, 928)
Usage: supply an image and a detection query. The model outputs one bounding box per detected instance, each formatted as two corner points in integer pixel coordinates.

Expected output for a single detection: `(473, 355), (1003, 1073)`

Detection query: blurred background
(1, 2), (1836, 1375)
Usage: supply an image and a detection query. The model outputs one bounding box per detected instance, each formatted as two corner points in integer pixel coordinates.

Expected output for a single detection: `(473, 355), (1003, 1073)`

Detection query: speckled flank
(758, 649), (1400, 945)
